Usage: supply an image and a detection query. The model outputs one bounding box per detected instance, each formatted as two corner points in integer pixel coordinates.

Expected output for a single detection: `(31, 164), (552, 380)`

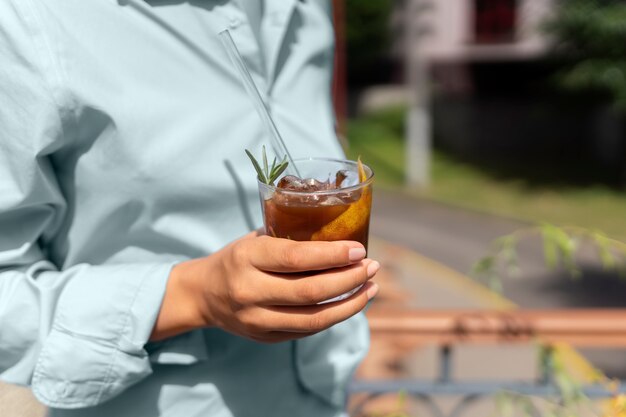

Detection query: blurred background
(343, 0), (626, 220)
(338, 0), (626, 415)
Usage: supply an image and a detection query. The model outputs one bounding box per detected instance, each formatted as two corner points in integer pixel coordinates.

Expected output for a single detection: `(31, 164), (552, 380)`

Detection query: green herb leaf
(270, 155), (289, 181)
(245, 148), (289, 186)
(245, 149), (268, 184)
(262, 145), (268, 177)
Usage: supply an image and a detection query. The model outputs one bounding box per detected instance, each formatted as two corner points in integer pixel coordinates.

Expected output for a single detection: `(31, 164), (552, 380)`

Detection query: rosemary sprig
(245, 146), (289, 186)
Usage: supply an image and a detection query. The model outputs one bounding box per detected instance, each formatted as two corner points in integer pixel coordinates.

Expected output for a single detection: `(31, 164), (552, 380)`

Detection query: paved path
(371, 188), (626, 377)
(372, 189), (626, 308)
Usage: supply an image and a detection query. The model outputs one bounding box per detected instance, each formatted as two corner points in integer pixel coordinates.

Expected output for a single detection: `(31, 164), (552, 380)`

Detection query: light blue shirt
(0, 0), (369, 416)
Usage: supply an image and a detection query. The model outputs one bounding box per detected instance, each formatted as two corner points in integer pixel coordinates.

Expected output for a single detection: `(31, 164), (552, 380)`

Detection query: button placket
(224, 10), (268, 93)
(262, 0), (298, 87)
(270, 11), (287, 26)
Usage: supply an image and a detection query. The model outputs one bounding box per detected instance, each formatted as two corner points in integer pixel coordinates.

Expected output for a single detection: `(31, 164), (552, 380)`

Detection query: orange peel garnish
(311, 157), (371, 242)
(358, 156), (367, 182)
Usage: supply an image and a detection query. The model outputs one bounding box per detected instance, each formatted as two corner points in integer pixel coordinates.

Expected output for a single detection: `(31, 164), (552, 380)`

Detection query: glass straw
(218, 29), (300, 177)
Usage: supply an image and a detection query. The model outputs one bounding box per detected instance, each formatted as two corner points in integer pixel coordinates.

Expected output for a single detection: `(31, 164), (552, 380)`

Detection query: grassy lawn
(346, 107), (626, 240)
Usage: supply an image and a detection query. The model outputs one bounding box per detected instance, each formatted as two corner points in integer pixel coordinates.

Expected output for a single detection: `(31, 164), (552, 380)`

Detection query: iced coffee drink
(256, 158), (373, 250)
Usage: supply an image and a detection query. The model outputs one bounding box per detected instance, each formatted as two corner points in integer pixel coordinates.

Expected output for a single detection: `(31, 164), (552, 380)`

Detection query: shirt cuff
(31, 262), (174, 408)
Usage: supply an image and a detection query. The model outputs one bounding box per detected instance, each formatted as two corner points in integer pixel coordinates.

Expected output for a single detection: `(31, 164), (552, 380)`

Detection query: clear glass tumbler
(257, 158), (374, 302)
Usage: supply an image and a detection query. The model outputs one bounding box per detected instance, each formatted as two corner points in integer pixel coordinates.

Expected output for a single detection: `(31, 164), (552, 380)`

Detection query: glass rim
(257, 157), (375, 196)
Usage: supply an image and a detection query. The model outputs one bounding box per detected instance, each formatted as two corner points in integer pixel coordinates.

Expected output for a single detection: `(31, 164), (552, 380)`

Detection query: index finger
(249, 236), (366, 273)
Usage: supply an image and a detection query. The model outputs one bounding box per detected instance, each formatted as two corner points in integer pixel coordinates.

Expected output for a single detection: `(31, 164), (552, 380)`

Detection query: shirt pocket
(294, 313), (369, 408)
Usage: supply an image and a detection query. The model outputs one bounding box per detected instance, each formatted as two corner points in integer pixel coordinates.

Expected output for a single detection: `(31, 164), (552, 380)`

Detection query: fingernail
(367, 283), (379, 300)
(349, 247), (366, 262)
(367, 261), (380, 277)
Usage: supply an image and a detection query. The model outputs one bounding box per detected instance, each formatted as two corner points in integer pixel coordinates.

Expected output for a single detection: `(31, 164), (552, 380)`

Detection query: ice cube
(277, 175), (334, 192)
(337, 189), (362, 204)
(319, 196), (345, 206)
(340, 170), (360, 188)
(277, 175), (308, 191)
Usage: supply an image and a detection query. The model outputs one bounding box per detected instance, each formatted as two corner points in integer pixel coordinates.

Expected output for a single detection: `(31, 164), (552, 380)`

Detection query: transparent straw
(218, 29), (300, 176)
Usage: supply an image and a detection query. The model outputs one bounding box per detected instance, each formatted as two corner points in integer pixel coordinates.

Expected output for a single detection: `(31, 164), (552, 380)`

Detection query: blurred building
(393, 0), (556, 95)
(401, 0), (554, 62)
(394, 0), (625, 184)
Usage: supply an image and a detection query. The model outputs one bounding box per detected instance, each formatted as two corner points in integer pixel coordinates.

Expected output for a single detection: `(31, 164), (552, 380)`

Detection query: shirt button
(229, 17), (242, 29)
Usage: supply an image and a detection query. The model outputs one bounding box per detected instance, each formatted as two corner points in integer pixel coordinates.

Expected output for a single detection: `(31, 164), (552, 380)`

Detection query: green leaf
(245, 148), (289, 186)
(555, 372), (583, 404)
(539, 223), (579, 277)
(501, 236), (520, 277)
(262, 145), (268, 177)
(495, 392), (514, 417)
(541, 224), (560, 269)
(472, 256), (494, 275)
(552, 227), (580, 278)
(245, 149), (267, 184)
(269, 161), (289, 185)
(488, 273), (502, 293)
(592, 230), (616, 269)
(553, 227), (575, 258)
(518, 396), (536, 417)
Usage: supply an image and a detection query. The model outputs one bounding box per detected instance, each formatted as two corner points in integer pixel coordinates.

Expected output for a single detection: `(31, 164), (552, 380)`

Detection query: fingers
(263, 281), (378, 333)
(214, 234), (379, 343)
(247, 236), (366, 273)
(257, 259), (380, 306)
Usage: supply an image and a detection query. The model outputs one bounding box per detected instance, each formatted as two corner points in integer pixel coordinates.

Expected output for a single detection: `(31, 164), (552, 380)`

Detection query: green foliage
(547, 348), (585, 406)
(540, 223), (581, 278)
(245, 146), (288, 186)
(346, 106), (406, 186)
(371, 391), (411, 417)
(493, 346), (603, 417)
(345, 0), (393, 82)
(546, 0), (626, 111)
(362, 106), (406, 138)
(472, 224), (626, 291)
(495, 393), (541, 417)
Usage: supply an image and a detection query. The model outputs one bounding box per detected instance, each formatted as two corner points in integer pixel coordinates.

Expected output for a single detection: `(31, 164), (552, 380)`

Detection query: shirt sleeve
(0, 1), (175, 408)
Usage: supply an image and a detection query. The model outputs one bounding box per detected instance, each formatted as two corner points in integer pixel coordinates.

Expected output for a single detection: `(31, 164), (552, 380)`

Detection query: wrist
(150, 259), (208, 341)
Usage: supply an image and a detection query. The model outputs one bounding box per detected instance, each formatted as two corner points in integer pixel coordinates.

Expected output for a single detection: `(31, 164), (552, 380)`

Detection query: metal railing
(349, 309), (626, 417)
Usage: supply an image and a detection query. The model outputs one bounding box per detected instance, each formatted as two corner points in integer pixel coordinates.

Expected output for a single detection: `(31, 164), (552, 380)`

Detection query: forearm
(150, 258), (211, 341)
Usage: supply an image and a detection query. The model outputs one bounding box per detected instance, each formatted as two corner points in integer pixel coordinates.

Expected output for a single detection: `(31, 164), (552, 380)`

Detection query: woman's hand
(151, 232), (379, 342)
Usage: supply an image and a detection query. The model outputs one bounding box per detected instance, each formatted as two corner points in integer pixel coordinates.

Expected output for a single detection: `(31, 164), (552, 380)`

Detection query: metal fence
(349, 309), (626, 417)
